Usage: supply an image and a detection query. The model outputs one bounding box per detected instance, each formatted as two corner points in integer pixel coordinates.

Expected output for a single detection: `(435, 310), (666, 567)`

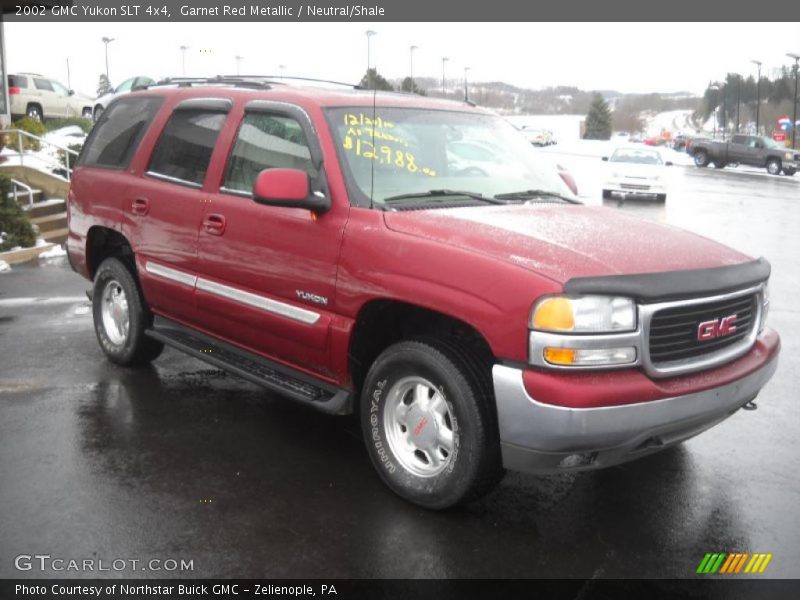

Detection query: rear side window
(8, 75), (28, 88)
(731, 135), (747, 145)
(79, 96), (163, 168)
(223, 112), (317, 194)
(148, 110), (227, 186)
(33, 78), (53, 92)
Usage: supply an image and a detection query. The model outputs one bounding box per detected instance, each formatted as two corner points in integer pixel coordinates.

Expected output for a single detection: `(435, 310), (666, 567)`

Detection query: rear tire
(26, 104), (43, 121)
(92, 257), (164, 366)
(694, 151), (709, 167)
(82, 107), (93, 119)
(766, 158), (782, 175)
(93, 104), (104, 122)
(656, 194), (667, 202)
(360, 338), (502, 509)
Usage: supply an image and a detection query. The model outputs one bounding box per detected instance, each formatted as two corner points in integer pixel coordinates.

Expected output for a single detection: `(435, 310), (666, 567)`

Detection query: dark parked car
(690, 134), (799, 175)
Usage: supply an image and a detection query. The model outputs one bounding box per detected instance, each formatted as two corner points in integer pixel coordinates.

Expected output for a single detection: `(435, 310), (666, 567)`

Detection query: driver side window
(222, 111), (317, 194)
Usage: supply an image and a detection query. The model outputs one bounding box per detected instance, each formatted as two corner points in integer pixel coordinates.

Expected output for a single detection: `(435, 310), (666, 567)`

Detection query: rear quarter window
(8, 75), (28, 88)
(78, 96), (164, 169)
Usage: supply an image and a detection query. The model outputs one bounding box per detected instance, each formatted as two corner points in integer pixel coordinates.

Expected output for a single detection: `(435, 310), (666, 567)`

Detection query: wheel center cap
(408, 405), (436, 447)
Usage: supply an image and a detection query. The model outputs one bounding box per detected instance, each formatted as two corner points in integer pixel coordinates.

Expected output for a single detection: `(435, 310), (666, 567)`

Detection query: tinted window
(149, 110), (227, 186)
(8, 75), (28, 88)
(79, 96), (164, 168)
(731, 135), (747, 145)
(223, 112), (316, 193)
(33, 78), (54, 92)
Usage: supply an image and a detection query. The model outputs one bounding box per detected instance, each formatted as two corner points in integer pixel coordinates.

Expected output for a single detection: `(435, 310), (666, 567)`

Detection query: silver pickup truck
(690, 134), (799, 176)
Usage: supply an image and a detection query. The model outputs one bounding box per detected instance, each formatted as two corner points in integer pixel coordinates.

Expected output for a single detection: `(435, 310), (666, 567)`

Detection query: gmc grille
(648, 293), (758, 364)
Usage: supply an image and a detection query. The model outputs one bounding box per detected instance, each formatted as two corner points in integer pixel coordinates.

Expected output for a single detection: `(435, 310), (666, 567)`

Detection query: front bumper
(605, 178), (667, 197)
(493, 341), (779, 474)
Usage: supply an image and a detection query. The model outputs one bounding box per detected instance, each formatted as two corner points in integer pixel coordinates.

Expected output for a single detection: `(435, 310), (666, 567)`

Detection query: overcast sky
(5, 22), (800, 99)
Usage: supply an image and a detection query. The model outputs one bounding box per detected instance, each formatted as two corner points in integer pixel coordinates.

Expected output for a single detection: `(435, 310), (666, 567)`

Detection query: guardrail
(0, 128), (80, 181)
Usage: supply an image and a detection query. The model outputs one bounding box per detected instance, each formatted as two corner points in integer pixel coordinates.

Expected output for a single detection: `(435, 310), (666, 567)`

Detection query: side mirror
(252, 168), (330, 213)
(68, 89), (75, 96)
(665, 161), (673, 166)
(601, 156), (609, 162)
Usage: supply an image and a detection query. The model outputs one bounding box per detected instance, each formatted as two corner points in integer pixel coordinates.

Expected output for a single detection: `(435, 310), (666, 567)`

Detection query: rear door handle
(203, 213), (226, 236)
(131, 197), (149, 216)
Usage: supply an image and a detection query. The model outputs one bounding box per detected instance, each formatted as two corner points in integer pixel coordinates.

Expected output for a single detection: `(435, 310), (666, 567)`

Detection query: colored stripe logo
(696, 552), (773, 574)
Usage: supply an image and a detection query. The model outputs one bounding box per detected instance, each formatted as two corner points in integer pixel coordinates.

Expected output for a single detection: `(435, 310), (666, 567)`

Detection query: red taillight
(8, 86), (21, 95)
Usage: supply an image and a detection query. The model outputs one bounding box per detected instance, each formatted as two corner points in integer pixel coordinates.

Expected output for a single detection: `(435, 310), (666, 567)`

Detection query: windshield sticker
(342, 113), (437, 177)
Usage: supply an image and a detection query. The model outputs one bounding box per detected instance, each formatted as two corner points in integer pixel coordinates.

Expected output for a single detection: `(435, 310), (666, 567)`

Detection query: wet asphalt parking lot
(0, 162), (798, 581)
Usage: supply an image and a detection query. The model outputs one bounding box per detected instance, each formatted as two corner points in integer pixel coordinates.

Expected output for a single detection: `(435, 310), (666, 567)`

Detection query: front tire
(656, 193), (667, 202)
(602, 189), (613, 199)
(782, 168), (796, 176)
(26, 104), (43, 121)
(360, 339), (502, 509)
(92, 257), (163, 366)
(766, 158), (782, 175)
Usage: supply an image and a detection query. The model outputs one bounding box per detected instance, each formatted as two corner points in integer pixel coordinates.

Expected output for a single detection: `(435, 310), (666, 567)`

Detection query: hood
(383, 204), (752, 285)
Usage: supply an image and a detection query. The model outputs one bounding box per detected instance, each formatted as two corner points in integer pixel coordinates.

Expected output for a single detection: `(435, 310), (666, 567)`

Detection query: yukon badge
(296, 290), (329, 306)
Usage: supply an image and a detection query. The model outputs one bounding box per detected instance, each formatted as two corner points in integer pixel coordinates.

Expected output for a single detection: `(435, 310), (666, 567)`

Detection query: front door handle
(203, 213), (226, 236)
(131, 197), (149, 216)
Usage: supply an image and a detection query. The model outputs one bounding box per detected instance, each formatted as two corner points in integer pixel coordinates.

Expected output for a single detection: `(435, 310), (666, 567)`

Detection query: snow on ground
(644, 109), (698, 137)
(0, 260), (10, 273)
(0, 126), (86, 179)
(506, 115), (585, 143)
(38, 245), (67, 259)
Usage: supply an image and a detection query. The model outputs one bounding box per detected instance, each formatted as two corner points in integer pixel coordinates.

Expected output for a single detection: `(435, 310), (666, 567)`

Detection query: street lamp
(235, 55), (244, 76)
(441, 57), (449, 95)
(365, 30), (376, 88)
(464, 66), (471, 102)
(751, 60), (762, 135)
(101, 36), (115, 82)
(735, 74), (741, 133)
(409, 45), (418, 94)
(179, 45), (189, 76)
(788, 53), (800, 149)
(709, 83), (720, 138)
(279, 64), (286, 79)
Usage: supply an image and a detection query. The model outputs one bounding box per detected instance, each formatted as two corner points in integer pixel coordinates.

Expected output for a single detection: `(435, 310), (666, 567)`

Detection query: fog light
(543, 346), (636, 366)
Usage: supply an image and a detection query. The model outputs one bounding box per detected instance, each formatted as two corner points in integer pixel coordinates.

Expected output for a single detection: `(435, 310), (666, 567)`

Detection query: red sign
(772, 131), (787, 142)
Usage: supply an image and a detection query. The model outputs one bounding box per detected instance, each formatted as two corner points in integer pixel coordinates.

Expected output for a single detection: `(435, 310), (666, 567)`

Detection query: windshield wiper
(383, 189), (505, 205)
(493, 189), (580, 204)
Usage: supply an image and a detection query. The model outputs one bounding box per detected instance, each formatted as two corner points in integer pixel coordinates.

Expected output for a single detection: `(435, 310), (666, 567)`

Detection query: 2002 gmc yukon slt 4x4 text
(67, 78), (780, 509)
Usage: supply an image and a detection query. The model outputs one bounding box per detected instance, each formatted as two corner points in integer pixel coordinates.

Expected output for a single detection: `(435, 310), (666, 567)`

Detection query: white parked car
(7, 73), (93, 121)
(92, 76), (156, 121)
(601, 146), (672, 201)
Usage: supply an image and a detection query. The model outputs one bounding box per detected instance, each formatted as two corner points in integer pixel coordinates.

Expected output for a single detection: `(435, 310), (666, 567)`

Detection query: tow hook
(743, 400), (758, 411)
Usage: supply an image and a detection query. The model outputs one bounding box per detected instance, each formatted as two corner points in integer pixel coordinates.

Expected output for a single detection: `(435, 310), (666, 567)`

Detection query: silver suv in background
(7, 73), (94, 121)
(92, 76), (156, 122)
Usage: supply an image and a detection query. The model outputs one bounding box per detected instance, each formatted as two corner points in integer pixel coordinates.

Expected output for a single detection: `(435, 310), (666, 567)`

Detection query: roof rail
(224, 75), (364, 90)
(143, 76), (274, 90)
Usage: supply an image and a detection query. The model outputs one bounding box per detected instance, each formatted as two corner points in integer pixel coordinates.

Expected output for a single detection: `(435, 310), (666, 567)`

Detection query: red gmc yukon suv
(67, 78), (780, 509)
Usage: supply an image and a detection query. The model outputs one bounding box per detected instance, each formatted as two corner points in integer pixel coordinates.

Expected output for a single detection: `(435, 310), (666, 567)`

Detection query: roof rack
(141, 76), (275, 91)
(224, 75), (364, 90)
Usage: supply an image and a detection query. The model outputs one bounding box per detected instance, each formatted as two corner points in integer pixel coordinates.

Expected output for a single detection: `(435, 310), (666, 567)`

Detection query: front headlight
(785, 152), (793, 160)
(530, 295), (636, 333)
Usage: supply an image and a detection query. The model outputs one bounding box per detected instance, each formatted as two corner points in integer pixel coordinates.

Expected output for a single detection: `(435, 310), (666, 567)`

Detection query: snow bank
(38, 245), (67, 259)
(0, 260), (10, 273)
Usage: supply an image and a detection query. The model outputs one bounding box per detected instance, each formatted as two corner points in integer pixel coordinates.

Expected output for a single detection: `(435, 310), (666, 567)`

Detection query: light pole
(789, 53), (800, 149)
(751, 60), (762, 135)
(709, 83), (720, 138)
(441, 57), (449, 95)
(464, 66), (470, 102)
(279, 64), (286, 79)
(365, 30), (376, 88)
(409, 45), (418, 93)
(735, 74), (741, 133)
(235, 55), (244, 76)
(101, 37), (114, 82)
(66, 58), (71, 89)
(179, 45), (188, 76)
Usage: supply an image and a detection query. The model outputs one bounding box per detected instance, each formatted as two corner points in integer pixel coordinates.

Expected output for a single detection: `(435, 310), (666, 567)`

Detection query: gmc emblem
(697, 315), (738, 341)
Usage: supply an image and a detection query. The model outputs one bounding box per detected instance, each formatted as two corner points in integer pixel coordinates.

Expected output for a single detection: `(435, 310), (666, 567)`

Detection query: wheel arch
(86, 225), (135, 279)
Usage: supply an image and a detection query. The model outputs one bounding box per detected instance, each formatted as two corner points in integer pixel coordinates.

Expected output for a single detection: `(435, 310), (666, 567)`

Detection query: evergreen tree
(359, 68), (394, 91)
(400, 76), (426, 95)
(584, 93), (612, 140)
(0, 175), (37, 251)
(97, 74), (113, 96)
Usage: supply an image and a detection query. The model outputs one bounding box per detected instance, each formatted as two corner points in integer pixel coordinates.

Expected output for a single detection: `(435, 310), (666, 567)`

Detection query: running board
(146, 317), (351, 415)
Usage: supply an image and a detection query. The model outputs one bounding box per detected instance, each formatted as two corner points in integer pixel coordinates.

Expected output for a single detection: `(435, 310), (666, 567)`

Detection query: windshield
(327, 107), (572, 208)
(609, 148), (663, 165)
